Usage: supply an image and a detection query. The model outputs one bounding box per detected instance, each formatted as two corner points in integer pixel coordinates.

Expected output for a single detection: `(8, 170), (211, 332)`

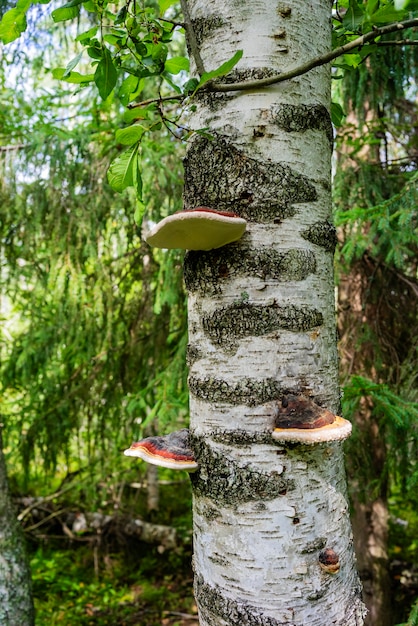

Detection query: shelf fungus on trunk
(144, 207), (247, 251)
(272, 394), (352, 444)
(124, 429), (198, 472)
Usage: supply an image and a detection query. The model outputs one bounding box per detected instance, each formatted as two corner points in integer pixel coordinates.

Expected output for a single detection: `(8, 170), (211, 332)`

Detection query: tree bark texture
(0, 430), (34, 626)
(182, 1), (366, 624)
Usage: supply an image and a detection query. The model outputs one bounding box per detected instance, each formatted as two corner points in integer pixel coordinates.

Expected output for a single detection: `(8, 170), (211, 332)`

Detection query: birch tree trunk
(0, 429), (34, 626)
(182, 0), (367, 623)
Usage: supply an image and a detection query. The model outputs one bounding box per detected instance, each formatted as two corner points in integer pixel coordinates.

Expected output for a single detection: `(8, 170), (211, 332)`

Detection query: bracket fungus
(124, 429), (198, 472)
(271, 394), (352, 444)
(144, 207), (247, 251)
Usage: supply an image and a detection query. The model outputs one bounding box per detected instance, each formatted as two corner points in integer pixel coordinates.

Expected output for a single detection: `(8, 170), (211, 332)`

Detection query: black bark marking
(300, 220), (337, 253)
(216, 66), (280, 85)
(202, 301), (323, 347)
(190, 437), (289, 506)
(184, 246), (317, 295)
(210, 429), (280, 447)
(271, 104), (333, 147)
(301, 537), (327, 554)
(188, 375), (283, 406)
(183, 135), (317, 222)
(189, 16), (227, 48)
(186, 343), (203, 367)
(194, 576), (295, 626)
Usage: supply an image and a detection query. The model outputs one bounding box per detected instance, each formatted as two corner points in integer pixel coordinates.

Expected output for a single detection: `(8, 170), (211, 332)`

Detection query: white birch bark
(182, 0), (367, 624)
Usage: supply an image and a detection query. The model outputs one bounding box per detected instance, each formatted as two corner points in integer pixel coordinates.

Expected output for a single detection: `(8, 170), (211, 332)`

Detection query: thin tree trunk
(182, 0), (366, 624)
(0, 428), (34, 626)
(351, 497), (391, 626)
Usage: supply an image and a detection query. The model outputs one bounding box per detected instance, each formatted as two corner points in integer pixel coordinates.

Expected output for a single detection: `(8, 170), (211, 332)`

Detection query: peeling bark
(183, 0), (366, 624)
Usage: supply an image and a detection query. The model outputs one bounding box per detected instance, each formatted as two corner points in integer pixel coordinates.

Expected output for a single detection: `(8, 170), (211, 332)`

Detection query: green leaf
(366, 0), (379, 14)
(94, 48), (117, 100)
(107, 146), (139, 193)
(123, 107), (149, 123)
(159, 0), (177, 13)
(331, 102), (346, 127)
(370, 4), (407, 23)
(197, 50), (243, 89)
(343, 0), (365, 29)
(151, 42), (168, 63)
(162, 72), (182, 94)
(75, 26), (97, 43)
(52, 67), (95, 83)
(0, 7), (28, 43)
(182, 77), (199, 95)
(115, 125), (145, 145)
(63, 51), (83, 77)
(16, 0), (32, 10)
(114, 5), (127, 24)
(118, 75), (140, 105)
(134, 199), (146, 225)
(103, 33), (124, 47)
(164, 56), (190, 75)
(51, 0), (84, 22)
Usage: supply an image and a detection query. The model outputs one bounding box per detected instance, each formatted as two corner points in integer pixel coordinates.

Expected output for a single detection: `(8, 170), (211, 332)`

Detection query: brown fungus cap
(272, 394), (352, 444)
(144, 207), (247, 251)
(124, 429), (198, 472)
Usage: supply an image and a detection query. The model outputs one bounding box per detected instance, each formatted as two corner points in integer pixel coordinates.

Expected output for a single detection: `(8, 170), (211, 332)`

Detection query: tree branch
(377, 39), (418, 46)
(127, 18), (418, 109)
(179, 0), (206, 77)
(0, 143), (28, 152)
(209, 18), (418, 92)
(127, 94), (184, 109)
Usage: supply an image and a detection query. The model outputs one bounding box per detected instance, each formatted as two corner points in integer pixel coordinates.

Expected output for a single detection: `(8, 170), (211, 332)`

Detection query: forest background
(0, 0), (417, 624)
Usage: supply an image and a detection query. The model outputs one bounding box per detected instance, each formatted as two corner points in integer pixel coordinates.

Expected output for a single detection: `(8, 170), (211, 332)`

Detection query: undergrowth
(31, 543), (196, 626)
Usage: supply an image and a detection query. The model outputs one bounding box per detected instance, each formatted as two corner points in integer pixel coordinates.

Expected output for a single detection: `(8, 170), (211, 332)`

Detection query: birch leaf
(107, 146), (139, 193)
(197, 50), (243, 89)
(94, 49), (117, 100)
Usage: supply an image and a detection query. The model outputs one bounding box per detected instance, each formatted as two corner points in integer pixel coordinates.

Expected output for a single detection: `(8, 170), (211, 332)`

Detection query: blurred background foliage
(0, 0), (417, 624)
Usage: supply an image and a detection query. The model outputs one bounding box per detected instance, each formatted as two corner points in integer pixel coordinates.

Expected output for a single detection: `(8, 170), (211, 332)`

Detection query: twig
(377, 39), (418, 46)
(163, 611), (199, 621)
(127, 94), (184, 109)
(128, 18), (418, 109)
(179, 0), (206, 77)
(24, 508), (67, 532)
(0, 144), (28, 152)
(17, 483), (79, 521)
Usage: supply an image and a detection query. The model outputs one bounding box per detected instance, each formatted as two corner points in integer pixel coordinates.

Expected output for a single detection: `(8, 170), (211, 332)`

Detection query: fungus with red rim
(144, 207), (247, 251)
(124, 428), (198, 472)
(271, 394), (352, 444)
